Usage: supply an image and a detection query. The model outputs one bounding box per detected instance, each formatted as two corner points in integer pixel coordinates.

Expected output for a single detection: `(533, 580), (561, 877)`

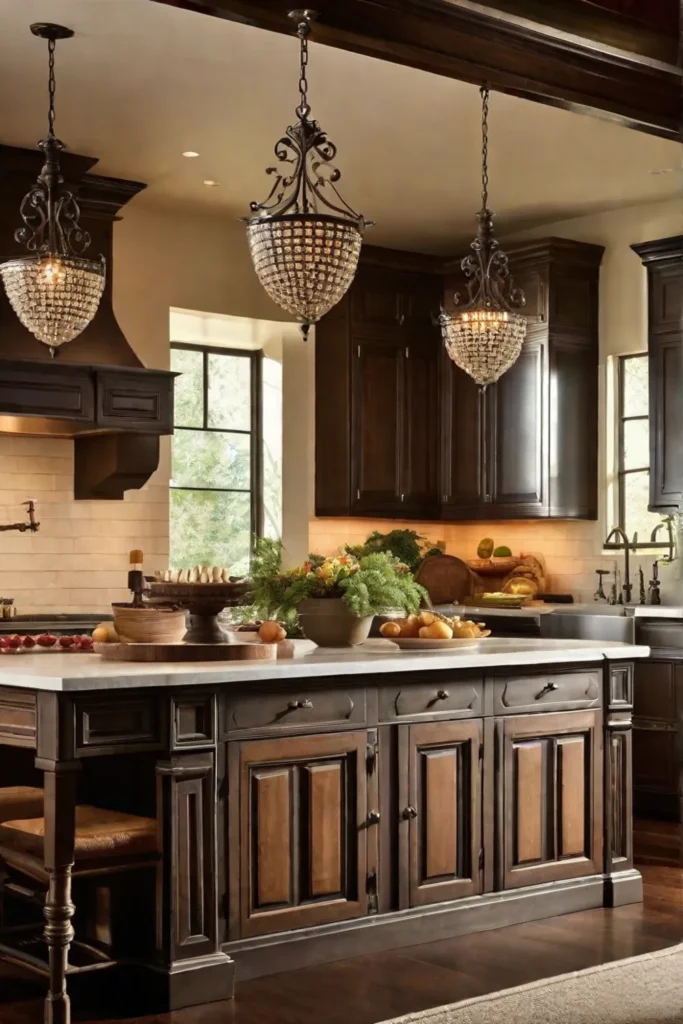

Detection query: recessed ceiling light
(182, 151), (199, 158)
(204, 180), (219, 187)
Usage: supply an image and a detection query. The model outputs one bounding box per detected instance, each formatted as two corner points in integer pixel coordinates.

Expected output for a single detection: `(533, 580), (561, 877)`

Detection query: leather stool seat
(0, 805), (157, 880)
(0, 786), (43, 823)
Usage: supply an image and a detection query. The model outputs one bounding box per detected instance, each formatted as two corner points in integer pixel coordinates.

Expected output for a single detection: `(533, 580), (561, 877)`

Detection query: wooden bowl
(112, 604), (187, 644)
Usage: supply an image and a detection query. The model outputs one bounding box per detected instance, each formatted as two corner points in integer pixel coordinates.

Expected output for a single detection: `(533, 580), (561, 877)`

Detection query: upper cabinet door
(233, 731), (369, 938)
(401, 337), (439, 517)
(352, 339), (403, 513)
(487, 335), (546, 514)
(497, 710), (602, 891)
(512, 267), (547, 324)
(352, 266), (403, 332)
(649, 333), (683, 511)
(652, 264), (683, 334)
(401, 273), (442, 332)
(400, 719), (482, 909)
(440, 355), (486, 515)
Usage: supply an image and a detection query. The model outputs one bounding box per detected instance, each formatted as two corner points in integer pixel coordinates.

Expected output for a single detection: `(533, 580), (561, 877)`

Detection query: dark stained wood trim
(148, 0), (683, 139)
(223, 873), (607, 982)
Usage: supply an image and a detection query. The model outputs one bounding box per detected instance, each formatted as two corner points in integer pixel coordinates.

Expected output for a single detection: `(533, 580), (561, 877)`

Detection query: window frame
(170, 341), (264, 554)
(605, 352), (667, 552)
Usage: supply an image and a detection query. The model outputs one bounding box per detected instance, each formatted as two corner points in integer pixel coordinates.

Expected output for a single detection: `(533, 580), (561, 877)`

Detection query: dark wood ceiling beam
(150, 0), (682, 140)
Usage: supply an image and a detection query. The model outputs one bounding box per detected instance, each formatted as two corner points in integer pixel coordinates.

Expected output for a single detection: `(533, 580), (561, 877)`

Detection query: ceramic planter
(297, 598), (373, 647)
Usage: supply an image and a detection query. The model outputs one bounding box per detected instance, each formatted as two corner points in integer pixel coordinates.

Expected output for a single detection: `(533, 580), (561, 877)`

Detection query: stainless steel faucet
(651, 516), (675, 563)
(604, 527), (637, 604)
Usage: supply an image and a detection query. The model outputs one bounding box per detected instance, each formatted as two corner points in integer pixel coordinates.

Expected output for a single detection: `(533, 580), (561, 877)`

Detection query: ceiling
(0, 0), (680, 254)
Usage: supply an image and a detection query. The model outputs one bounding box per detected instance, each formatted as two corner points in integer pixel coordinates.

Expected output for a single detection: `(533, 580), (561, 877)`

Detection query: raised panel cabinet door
(497, 711), (602, 890)
(402, 272), (442, 331)
(649, 334), (683, 511)
(487, 335), (546, 513)
(352, 340), (403, 512)
(401, 337), (439, 516)
(440, 353), (486, 515)
(234, 731), (369, 937)
(652, 264), (683, 334)
(511, 267), (547, 324)
(549, 338), (598, 518)
(352, 266), (403, 330)
(399, 720), (482, 908)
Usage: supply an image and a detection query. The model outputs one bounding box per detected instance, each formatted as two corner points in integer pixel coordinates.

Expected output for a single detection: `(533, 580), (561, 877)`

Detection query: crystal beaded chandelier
(440, 87), (526, 388)
(246, 10), (370, 338)
(0, 24), (105, 357)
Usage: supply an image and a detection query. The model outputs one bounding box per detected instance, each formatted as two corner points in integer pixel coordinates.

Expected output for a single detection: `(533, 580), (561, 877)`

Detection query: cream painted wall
(113, 202), (313, 569)
(311, 198), (683, 602)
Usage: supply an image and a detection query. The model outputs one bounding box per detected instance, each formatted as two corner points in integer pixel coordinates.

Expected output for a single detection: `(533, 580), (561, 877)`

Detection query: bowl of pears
(379, 611), (492, 650)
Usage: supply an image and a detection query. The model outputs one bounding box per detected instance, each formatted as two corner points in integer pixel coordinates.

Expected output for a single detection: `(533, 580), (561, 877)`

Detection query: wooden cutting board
(95, 642), (276, 662)
(415, 555), (473, 606)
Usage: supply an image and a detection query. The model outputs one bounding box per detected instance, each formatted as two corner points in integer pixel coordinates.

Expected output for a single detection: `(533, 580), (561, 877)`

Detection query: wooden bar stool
(0, 786), (43, 823)
(0, 805), (157, 981)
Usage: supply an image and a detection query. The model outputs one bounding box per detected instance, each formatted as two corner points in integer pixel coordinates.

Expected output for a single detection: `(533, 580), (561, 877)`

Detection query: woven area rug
(380, 943), (683, 1024)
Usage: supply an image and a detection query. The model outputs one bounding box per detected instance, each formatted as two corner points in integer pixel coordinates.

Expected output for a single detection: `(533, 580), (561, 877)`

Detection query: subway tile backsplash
(308, 517), (649, 603)
(0, 437), (169, 615)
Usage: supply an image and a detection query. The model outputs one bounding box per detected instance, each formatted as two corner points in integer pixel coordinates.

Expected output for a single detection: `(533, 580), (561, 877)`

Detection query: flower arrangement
(248, 539), (427, 621)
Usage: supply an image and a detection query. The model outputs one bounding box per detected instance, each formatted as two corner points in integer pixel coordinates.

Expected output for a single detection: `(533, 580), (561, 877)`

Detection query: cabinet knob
(288, 698), (313, 710)
(535, 682), (559, 700)
(397, 313), (405, 327)
(402, 805), (418, 820)
(367, 810), (381, 824)
(436, 689), (450, 701)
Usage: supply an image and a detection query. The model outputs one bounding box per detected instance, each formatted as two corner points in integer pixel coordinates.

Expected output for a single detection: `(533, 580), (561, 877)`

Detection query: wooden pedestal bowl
(149, 580), (251, 644)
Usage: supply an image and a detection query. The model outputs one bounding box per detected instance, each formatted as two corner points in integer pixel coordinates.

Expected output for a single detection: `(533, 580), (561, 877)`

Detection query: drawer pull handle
(436, 689), (450, 701)
(288, 699), (313, 711)
(402, 805), (418, 820)
(367, 810), (381, 824)
(536, 682), (559, 700)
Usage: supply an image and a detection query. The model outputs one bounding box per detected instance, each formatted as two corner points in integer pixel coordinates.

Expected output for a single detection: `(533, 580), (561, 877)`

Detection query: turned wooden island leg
(36, 760), (79, 1024)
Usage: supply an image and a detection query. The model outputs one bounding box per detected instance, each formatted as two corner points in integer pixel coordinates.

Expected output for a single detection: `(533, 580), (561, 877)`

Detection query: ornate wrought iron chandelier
(440, 87), (526, 388)
(0, 24), (105, 357)
(246, 9), (370, 338)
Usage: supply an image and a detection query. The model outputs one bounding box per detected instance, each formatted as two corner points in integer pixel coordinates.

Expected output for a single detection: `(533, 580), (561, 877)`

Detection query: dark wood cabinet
(497, 710), (602, 889)
(316, 251), (441, 518)
(233, 730), (369, 937)
(441, 238), (602, 520)
(632, 237), (683, 513)
(399, 719), (482, 908)
(317, 238), (602, 521)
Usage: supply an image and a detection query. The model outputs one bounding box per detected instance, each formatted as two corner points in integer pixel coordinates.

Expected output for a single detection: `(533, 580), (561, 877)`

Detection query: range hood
(0, 144), (175, 499)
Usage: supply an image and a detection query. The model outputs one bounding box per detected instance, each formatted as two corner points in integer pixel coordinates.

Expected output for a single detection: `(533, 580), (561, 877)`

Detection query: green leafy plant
(346, 529), (445, 573)
(247, 542), (427, 620)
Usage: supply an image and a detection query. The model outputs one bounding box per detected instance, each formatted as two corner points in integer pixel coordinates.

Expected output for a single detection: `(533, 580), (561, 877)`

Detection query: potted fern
(249, 542), (426, 647)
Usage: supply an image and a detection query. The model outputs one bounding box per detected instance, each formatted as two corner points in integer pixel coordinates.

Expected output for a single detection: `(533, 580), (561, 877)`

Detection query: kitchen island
(0, 638), (648, 1023)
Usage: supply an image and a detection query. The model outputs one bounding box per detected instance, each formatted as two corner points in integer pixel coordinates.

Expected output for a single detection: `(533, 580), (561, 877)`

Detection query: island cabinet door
(497, 711), (602, 891)
(399, 720), (482, 909)
(231, 731), (370, 938)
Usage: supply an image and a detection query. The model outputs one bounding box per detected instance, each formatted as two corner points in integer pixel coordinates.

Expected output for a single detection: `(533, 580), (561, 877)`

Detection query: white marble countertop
(0, 638), (650, 693)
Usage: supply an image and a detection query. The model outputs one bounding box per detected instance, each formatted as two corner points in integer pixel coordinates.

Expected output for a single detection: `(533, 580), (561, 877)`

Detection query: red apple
(0, 637), (10, 650)
(36, 633), (57, 648)
(7, 635), (22, 649)
(21, 635), (36, 649)
(76, 636), (94, 651)
(58, 636), (75, 649)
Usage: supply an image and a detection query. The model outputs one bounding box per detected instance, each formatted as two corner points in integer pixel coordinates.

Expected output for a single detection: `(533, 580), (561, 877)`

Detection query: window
(611, 353), (666, 551)
(170, 343), (262, 576)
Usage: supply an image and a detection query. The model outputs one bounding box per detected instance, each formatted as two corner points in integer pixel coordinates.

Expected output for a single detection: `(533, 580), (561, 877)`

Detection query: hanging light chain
(47, 36), (57, 139)
(480, 85), (489, 212)
(295, 14), (312, 121)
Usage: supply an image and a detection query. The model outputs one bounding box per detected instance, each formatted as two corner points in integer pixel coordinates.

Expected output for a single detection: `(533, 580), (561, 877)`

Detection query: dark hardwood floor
(3, 820), (682, 1024)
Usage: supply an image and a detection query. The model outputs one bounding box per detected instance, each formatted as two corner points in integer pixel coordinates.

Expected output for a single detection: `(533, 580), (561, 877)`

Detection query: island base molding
(143, 952), (235, 1011)
(224, 873), (642, 983)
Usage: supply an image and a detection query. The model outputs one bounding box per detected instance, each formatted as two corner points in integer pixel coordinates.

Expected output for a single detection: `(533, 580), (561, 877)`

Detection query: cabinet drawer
(96, 370), (173, 432)
(226, 687), (366, 734)
(380, 678), (482, 721)
(74, 697), (162, 756)
(493, 668), (601, 714)
(0, 689), (36, 748)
